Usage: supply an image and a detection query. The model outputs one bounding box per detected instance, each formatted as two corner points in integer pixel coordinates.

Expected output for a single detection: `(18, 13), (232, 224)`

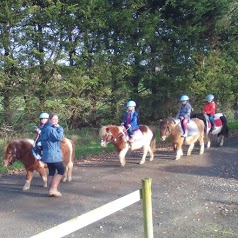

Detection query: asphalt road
(0, 136), (238, 238)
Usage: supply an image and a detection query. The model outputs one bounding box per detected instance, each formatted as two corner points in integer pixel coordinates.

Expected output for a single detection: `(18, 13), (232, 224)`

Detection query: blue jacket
(123, 111), (139, 130)
(176, 103), (192, 119)
(40, 122), (64, 163)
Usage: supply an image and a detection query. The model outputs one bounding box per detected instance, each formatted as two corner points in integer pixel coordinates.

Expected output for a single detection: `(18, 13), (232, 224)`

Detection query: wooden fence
(30, 177), (153, 238)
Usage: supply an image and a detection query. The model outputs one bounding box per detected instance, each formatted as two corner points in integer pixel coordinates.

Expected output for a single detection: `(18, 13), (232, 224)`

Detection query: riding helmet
(126, 100), (136, 107)
(180, 95), (189, 102)
(39, 112), (49, 119)
(205, 94), (214, 102)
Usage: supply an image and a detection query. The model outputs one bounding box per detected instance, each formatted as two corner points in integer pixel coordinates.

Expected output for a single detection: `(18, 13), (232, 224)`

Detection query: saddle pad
(125, 129), (143, 142)
(214, 113), (223, 127)
(214, 118), (222, 127)
(179, 119), (199, 136)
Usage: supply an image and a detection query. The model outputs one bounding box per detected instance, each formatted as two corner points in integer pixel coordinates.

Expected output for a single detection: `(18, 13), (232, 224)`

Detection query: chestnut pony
(99, 125), (156, 167)
(159, 118), (205, 160)
(2, 137), (75, 191)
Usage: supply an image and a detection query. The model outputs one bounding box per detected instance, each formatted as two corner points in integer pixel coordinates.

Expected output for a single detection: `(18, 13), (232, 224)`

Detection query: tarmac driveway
(0, 136), (238, 238)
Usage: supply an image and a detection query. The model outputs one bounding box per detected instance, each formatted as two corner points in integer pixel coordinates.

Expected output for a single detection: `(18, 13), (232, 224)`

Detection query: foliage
(0, 0), (238, 130)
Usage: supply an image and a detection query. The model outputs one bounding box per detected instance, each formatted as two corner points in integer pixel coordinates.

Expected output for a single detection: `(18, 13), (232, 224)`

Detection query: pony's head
(2, 139), (34, 167)
(99, 125), (124, 147)
(159, 118), (179, 141)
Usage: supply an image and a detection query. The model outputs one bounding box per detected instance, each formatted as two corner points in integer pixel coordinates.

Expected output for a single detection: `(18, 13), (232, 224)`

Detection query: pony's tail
(219, 116), (229, 138)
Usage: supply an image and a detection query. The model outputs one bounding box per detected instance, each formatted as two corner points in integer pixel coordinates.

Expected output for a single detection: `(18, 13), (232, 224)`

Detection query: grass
(1, 120), (238, 175)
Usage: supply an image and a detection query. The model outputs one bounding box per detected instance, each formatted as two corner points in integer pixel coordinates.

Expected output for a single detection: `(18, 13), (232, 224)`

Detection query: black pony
(191, 113), (229, 147)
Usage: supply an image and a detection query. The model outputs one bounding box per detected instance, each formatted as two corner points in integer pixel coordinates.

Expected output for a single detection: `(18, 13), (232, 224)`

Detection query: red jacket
(203, 101), (216, 115)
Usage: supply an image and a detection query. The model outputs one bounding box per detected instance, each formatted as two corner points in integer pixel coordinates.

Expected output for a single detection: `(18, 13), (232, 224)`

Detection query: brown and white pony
(2, 137), (75, 191)
(99, 125), (156, 167)
(191, 113), (229, 147)
(159, 118), (205, 160)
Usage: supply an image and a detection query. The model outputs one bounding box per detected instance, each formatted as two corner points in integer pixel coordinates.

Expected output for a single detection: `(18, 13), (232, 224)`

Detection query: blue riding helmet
(205, 94), (214, 102)
(180, 95), (189, 102)
(126, 100), (136, 107)
(39, 112), (49, 119)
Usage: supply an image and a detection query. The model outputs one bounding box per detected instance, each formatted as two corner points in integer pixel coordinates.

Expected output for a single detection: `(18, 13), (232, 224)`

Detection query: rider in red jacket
(203, 94), (216, 132)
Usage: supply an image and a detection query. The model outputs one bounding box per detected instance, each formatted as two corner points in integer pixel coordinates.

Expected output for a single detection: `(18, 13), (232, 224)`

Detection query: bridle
(5, 143), (39, 170)
(100, 128), (127, 146)
(161, 118), (180, 137)
(6, 144), (18, 165)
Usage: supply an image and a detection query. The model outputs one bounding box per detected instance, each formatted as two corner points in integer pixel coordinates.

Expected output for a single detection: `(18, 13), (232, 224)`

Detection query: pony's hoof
(139, 161), (145, 165)
(62, 178), (67, 182)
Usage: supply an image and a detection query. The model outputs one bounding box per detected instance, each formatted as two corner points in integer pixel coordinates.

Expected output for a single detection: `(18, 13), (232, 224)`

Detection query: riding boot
(181, 130), (188, 138)
(48, 174), (63, 197)
(129, 135), (134, 143)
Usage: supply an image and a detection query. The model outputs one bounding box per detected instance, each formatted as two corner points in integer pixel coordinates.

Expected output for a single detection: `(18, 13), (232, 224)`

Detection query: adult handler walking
(41, 113), (64, 197)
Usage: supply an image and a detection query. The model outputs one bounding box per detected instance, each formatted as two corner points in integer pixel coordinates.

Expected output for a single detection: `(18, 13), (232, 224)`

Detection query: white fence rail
(30, 178), (153, 238)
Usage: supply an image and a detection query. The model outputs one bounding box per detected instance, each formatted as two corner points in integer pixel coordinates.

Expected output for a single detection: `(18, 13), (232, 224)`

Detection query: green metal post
(142, 178), (153, 238)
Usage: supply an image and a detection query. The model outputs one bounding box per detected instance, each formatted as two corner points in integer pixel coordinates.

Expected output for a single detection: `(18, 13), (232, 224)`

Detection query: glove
(127, 124), (131, 128)
(179, 116), (184, 120)
(121, 122), (124, 126)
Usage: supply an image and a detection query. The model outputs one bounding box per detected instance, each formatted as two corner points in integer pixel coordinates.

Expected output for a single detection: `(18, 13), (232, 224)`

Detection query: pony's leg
(67, 162), (74, 182)
(199, 143), (205, 155)
(175, 144), (183, 160)
(34, 166), (47, 188)
(23, 170), (33, 191)
(219, 135), (224, 147)
(148, 146), (154, 162)
(119, 147), (128, 167)
(139, 145), (150, 164)
(187, 143), (195, 156)
(207, 137), (211, 148)
(62, 165), (68, 182)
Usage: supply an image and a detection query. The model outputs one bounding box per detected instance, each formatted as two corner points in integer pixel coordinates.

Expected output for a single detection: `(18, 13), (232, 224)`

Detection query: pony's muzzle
(100, 139), (107, 147)
(160, 137), (166, 141)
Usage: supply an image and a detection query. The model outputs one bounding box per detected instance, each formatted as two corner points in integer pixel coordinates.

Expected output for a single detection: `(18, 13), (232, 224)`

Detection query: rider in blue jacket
(121, 100), (139, 142)
(176, 95), (192, 137)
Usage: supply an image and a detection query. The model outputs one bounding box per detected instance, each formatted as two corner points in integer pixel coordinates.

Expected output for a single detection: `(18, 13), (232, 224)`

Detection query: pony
(191, 113), (229, 147)
(2, 137), (75, 191)
(99, 125), (156, 167)
(159, 118), (205, 160)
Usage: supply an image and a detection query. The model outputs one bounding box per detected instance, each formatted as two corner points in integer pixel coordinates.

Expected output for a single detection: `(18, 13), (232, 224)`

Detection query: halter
(6, 142), (39, 170)
(101, 129), (125, 146)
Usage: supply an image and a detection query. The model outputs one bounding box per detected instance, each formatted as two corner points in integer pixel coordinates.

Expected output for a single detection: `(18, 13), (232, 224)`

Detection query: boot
(129, 135), (134, 143)
(48, 174), (63, 197)
(181, 130), (188, 138)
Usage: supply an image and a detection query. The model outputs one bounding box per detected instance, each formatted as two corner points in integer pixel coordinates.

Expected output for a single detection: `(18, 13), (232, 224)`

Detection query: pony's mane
(24, 139), (35, 145)
(4, 138), (34, 152)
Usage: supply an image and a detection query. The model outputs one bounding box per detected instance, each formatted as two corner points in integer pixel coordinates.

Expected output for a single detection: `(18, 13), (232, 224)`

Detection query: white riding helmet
(126, 100), (136, 107)
(180, 95), (189, 101)
(206, 94), (214, 102)
(39, 112), (49, 119)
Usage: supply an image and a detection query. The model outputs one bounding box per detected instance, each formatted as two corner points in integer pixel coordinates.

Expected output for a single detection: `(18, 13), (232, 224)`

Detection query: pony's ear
(106, 127), (110, 132)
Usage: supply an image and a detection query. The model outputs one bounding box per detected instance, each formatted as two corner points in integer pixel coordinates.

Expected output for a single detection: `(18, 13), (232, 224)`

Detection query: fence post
(142, 178), (153, 238)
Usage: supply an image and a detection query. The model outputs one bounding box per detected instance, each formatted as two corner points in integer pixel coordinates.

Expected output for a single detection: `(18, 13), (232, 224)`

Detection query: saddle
(176, 119), (199, 136)
(124, 128), (143, 142)
(204, 113), (223, 130)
